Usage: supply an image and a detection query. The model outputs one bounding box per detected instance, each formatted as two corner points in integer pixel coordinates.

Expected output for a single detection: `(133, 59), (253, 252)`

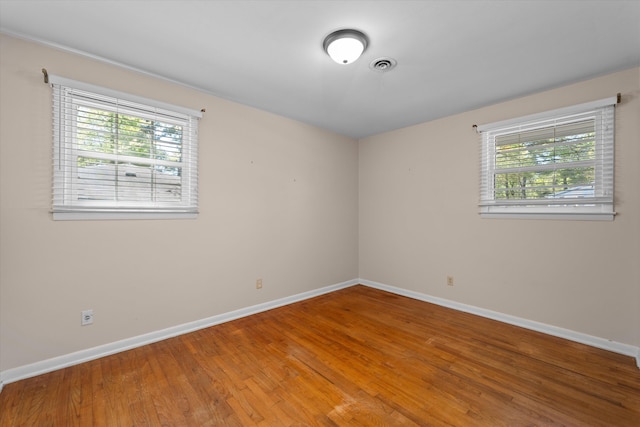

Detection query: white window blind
(50, 75), (202, 220)
(478, 97), (616, 220)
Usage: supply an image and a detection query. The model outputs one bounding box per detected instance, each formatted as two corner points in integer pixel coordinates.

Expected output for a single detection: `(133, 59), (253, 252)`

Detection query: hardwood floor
(1, 285), (639, 426)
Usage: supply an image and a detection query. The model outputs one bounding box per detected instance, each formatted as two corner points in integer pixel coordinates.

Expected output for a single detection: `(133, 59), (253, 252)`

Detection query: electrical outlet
(447, 276), (454, 286)
(256, 278), (263, 289)
(81, 309), (94, 326)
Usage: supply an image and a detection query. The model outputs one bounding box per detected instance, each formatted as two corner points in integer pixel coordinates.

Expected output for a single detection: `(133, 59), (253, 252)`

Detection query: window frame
(478, 97), (617, 221)
(50, 75), (202, 220)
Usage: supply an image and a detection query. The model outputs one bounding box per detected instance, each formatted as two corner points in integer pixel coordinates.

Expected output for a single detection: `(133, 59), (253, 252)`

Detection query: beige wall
(359, 67), (640, 348)
(1, 32), (638, 375)
(0, 35), (359, 371)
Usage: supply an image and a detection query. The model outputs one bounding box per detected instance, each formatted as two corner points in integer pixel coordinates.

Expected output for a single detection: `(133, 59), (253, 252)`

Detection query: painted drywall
(359, 67), (640, 348)
(1, 31), (638, 377)
(0, 34), (359, 372)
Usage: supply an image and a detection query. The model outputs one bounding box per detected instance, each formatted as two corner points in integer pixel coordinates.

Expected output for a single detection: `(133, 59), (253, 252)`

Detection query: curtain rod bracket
(201, 108), (206, 113)
(42, 68), (49, 84)
(617, 93), (621, 104)
(472, 124), (479, 133)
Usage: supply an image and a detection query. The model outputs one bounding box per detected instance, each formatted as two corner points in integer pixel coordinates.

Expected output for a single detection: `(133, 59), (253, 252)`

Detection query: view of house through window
(51, 76), (201, 219)
(75, 104), (185, 203)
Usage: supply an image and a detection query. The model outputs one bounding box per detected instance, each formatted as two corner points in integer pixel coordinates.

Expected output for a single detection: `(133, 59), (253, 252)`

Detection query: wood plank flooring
(1, 285), (639, 426)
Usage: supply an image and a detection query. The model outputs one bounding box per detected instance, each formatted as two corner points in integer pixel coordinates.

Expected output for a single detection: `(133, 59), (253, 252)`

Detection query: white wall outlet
(447, 276), (454, 286)
(81, 309), (94, 326)
(256, 278), (263, 289)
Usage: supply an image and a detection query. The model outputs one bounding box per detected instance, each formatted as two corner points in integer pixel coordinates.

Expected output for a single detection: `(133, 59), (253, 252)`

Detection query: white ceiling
(1, 0), (639, 139)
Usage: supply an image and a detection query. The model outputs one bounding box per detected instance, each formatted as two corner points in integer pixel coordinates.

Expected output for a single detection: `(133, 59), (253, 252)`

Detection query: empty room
(0, 1), (639, 425)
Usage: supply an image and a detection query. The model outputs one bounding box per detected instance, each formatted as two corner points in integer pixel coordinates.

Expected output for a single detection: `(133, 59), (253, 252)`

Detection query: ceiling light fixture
(323, 29), (368, 65)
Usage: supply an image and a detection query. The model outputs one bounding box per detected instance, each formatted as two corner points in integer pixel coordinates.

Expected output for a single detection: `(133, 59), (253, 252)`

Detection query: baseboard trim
(0, 279), (359, 387)
(359, 279), (640, 365)
(2, 276), (637, 388)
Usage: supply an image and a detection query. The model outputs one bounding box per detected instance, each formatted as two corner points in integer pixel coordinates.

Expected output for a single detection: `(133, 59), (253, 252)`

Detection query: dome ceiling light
(323, 29), (368, 65)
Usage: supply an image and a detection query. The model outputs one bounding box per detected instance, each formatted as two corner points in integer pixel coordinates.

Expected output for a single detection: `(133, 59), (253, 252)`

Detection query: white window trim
(478, 97), (617, 221)
(52, 212), (198, 221)
(50, 75), (202, 221)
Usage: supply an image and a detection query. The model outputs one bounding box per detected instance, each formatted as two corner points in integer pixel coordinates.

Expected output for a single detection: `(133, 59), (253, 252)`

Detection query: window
(478, 97), (617, 220)
(50, 76), (202, 220)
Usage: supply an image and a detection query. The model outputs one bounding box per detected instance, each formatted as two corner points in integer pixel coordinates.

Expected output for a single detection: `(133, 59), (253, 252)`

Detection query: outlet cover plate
(81, 309), (94, 326)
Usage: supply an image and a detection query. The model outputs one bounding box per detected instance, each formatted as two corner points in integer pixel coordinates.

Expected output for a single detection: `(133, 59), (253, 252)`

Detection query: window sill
(52, 211), (198, 221)
(480, 212), (615, 221)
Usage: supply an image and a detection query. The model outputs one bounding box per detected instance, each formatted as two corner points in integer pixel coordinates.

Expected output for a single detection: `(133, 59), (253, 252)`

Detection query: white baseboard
(0, 279), (359, 387)
(2, 276), (637, 389)
(359, 279), (640, 367)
